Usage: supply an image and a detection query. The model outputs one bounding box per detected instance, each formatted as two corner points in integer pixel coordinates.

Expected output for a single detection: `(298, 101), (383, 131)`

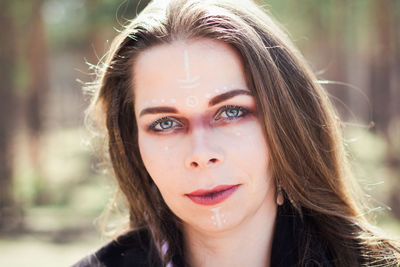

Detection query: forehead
(132, 38), (248, 110)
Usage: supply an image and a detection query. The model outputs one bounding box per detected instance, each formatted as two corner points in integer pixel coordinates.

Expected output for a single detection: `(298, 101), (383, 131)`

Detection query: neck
(183, 195), (277, 267)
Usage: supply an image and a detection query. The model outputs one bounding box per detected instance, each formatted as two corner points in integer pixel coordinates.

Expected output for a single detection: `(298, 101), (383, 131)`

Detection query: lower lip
(186, 185), (241, 206)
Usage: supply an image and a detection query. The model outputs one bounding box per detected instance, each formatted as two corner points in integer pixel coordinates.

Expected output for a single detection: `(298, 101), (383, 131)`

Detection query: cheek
(138, 133), (183, 190)
(221, 121), (271, 189)
(219, 120), (269, 163)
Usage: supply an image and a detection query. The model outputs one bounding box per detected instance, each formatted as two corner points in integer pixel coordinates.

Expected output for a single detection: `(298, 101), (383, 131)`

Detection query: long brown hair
(86, 0), (400, 265)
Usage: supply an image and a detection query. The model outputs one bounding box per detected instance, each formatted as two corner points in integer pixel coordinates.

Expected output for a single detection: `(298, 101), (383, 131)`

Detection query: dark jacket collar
(270, 202), (334, 266)
(73, 203), (334, 267)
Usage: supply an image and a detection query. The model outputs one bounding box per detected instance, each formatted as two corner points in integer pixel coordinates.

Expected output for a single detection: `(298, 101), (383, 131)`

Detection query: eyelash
(147, 105), (250, 133)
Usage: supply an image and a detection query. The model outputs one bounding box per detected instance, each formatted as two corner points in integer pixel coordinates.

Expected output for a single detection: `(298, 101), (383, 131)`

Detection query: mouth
(185, 184), (241, 206)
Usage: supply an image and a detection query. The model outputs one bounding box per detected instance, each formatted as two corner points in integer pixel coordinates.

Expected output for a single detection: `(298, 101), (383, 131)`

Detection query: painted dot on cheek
(247, 135), (254, 143)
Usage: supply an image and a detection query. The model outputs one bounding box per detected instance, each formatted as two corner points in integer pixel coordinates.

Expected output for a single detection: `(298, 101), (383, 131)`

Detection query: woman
(74, 0), (400, 266)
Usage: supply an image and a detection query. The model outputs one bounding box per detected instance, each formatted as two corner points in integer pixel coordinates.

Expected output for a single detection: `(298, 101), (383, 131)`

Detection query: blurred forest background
(0, 0), (399, 266)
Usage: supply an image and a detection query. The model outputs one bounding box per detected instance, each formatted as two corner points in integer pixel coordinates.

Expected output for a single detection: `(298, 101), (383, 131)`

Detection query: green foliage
(14, 128), (111, 212)
(345, 126), (400, 236)
(42, 0), (148, 51)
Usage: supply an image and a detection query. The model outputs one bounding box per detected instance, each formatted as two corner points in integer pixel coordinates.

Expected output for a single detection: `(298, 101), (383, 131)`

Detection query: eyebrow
(139, 89), (252, 117)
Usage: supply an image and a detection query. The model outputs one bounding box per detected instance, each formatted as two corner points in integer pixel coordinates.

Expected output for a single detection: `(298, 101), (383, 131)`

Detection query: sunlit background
(0, 0), (399, 266)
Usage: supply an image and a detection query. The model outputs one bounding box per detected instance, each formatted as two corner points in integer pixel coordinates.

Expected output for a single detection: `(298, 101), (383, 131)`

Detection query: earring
(276, 186), (284, 206)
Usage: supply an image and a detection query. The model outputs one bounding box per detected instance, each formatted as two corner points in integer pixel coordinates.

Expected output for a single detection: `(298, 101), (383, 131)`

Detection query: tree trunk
(0, 2), (18, 231)
(26, 0), (49, 205)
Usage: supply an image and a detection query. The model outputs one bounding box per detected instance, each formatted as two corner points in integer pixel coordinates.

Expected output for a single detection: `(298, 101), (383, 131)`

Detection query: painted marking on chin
(211, 207), (223, 228)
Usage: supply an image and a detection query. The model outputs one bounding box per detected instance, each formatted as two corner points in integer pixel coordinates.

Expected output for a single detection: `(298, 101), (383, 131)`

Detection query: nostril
(191, 162), (199, 168)
(188, 158), (220, 168)
(209, 158), (217, 163)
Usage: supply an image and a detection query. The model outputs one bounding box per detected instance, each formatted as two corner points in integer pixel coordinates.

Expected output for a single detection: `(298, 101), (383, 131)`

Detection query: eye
(148, 116), (183, 132)
(214, 105), (250, 121)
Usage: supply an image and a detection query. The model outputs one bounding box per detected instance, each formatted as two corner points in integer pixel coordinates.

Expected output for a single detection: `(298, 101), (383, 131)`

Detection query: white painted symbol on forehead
(177, 49), (200, 89)
(210, 207), (225, 229)
(186, 95), (199, 107)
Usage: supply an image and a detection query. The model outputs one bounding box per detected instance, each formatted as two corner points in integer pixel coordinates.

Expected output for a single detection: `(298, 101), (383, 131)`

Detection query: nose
(184, 130), (224, 169)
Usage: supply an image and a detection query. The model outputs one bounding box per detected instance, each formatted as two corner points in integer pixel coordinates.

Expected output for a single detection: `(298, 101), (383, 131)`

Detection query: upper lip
(186, 184), (240, 196)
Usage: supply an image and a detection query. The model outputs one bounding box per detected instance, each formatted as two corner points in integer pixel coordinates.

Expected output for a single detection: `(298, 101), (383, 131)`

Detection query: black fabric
(270, 202), (334, 267)
(72, 203), (334, 267)
(72, 229), (163, 267)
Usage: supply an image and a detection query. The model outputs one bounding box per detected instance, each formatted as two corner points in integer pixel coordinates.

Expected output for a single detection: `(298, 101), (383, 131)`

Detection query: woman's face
(133, 39), (275, 234)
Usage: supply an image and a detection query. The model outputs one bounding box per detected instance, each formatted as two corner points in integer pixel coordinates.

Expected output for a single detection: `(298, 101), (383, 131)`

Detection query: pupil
(161, 120), (172, 129)
(227, 108), (239, 117)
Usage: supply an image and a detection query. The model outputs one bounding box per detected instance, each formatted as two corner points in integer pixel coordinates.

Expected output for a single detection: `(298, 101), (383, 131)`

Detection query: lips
(185, 184), (241, 206)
